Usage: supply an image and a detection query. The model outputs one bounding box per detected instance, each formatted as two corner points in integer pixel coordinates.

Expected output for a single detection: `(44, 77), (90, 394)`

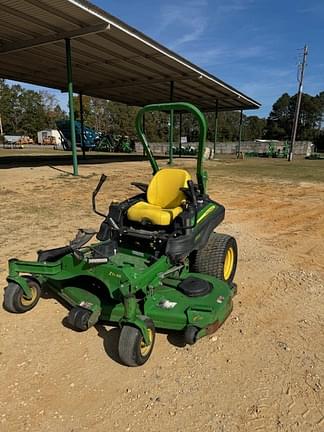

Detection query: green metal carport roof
(0, 0), (260, 112)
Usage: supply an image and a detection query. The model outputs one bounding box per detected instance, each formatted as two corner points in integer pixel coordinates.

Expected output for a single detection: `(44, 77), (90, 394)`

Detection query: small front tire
(184, 325), (199, 345)
(67, 307), (92, 332)
(118, 319), (155, 367)
(3, 278), (41, 313)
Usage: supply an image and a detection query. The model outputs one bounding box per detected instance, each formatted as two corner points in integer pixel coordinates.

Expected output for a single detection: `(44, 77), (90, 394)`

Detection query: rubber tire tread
(68, 307), (91, 332)
(3, 279), (41, 313)
(191, 233), (238, 282)
(184, 325), (199, 345)
(118, 319), (155, 367)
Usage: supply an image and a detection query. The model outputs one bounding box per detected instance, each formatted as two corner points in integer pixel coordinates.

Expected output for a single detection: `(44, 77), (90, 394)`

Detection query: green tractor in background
(95, 133), (134, 153)
(267, 140), (289, 158)
(173, 144), (197, 156)
(3, 102), (238, 367)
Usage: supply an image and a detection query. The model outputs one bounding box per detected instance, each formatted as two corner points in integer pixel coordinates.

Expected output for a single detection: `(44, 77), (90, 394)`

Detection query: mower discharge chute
(3, 102), (238, 367)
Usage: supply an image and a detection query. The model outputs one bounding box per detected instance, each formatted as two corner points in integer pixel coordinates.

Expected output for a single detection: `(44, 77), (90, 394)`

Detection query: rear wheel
(191, 233), (238, 283)
(3, 278), (41, 313)
(118, 319), (155, 367)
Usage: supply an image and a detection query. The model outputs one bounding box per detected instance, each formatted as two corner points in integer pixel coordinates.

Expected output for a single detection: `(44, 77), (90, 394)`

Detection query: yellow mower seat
(127, 168), (191, 226)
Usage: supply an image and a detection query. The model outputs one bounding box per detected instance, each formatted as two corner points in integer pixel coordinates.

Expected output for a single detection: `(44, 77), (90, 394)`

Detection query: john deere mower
(3, 102), (238, 367)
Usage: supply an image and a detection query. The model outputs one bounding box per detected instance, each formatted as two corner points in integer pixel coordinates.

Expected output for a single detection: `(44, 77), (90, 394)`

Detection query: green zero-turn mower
(3, 102), (238, 367)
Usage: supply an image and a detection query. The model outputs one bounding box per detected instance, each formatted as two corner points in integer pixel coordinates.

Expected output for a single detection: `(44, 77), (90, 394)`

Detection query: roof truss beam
(0, 3), (63, 33)
(86, 74), (199, 92)
(23, 0), (85, 27)
(0, 23), (110, 55)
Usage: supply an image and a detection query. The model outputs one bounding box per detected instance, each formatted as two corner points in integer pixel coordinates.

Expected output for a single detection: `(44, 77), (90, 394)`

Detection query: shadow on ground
(0, 153), (169, 169)
(96, 325), (123, 365)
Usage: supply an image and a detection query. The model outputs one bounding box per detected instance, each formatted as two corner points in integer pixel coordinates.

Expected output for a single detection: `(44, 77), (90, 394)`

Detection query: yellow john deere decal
(197, 205), (216, 224)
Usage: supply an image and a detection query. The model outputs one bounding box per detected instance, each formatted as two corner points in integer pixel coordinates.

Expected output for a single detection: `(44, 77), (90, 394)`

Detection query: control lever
(131, 182), (148, 193)
(180, 180), (199, 230)
(92, 174), (107, 217)
(188, 180), (198, 208)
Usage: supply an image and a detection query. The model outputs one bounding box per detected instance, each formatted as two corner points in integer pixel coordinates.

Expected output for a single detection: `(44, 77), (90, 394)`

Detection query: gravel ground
(1, 158), (324, 432)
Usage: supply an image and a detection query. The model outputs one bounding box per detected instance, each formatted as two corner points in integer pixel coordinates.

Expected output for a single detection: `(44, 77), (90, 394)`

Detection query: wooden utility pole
(288, 45), (308, 162)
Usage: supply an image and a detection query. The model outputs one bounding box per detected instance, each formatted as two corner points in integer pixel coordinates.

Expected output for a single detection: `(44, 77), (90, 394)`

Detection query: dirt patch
(1, 158), (324, 432)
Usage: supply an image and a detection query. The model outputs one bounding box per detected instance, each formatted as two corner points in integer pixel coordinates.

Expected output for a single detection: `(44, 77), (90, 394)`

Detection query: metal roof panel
(0, 0), (261, 111)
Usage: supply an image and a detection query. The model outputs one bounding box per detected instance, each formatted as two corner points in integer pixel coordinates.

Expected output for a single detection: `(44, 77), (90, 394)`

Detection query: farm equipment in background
(245, 140), (289, 158)
(42, 136), (57, 145)
(96, 134), (134, 153)
(305, 152), (324, 160)
(173, 144), (197, 156)
(17, 136), (34, 146)
(3, 135), (33, 149)
(56, 121), (134, 153)
(56, 120), (99, 151)
(266, 141), (289, 158)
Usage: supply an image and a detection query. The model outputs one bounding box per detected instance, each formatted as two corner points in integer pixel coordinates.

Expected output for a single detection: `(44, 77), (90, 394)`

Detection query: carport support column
(65, 38), (78, 176)
(143, 113), (146, 156)
(168, 81), (174, 164)
(79, 93), (86, 159)
(179, 112), (182, 158)
(213, 100), (219, 158)
(238, 109), (243, 158)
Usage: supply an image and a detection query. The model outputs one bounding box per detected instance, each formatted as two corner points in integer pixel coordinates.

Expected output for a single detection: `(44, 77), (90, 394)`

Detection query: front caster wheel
(118, 319), (155, 367)
(67, 307), (92, 331)
(3, 278), (41, 313)
(184, 325), (199, 345)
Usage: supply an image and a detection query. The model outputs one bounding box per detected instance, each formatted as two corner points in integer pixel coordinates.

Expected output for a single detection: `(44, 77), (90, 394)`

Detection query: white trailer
(4, 135), (22, 143)
(37, 129), (62, 145)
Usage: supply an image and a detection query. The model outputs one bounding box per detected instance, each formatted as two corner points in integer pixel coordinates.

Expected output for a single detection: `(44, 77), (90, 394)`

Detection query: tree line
(72, 95), (267, 143)
(0, 79), (66, 138)
(266, 92), (324, 148)
(1, 79), (323, 146)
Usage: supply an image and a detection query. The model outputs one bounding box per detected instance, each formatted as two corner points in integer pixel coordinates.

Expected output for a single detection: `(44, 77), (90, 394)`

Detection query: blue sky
(9, 0), (324, 117)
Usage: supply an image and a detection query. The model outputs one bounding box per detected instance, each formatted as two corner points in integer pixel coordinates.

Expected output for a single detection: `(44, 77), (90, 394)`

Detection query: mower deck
(8, 250), (235, 335)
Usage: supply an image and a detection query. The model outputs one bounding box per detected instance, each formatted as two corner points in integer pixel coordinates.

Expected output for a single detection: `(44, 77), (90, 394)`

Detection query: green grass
(205, 157), (324, 183)
(1, 146), (323, 183)
(0, 146), (59, 156)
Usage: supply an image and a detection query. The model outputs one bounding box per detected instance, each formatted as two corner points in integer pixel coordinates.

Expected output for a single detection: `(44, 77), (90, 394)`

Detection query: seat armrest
(131, 182), (148, 193)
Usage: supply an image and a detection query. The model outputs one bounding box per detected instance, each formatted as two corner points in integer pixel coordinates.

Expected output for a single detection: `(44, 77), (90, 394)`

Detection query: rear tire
(191, 233), (238, 283)
(3, 278), (41, 313)
(118, 319), (155, 367)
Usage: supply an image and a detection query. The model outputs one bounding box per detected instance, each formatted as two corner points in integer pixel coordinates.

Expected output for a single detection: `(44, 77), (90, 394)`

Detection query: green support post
(168, 81), (174, 165)
(238, 109), (243, 158)
(142, 113), (146, 157)
(179, 112), (182, 158)
(213, 100), (219, 158)
(65, 38), (78, 176)
(79, 93), (86, 159)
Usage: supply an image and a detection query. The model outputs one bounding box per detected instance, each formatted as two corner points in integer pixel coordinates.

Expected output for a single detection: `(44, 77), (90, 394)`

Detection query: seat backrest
(147, 168), (191, 208)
